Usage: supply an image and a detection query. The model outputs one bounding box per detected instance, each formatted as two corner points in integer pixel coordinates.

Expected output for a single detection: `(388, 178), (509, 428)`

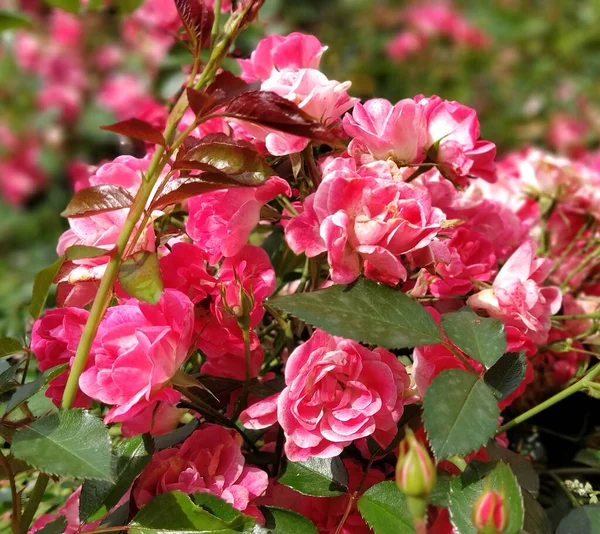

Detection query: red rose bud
(472, 488), (508, 534)
(396, 429), (437, 499)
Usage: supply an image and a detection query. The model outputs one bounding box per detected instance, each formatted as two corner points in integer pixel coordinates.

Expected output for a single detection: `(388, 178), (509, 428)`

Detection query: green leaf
(45, 0), (80, 13)
(65, 245), (111, 261)
(356, 481), (415, 534)
(269, 279), (443, 349)
(130, 491), (254, 533)
(574, 448), (600, 467)
(449, 462), (524, 534)
(0, 360), (21, 393)
(12, 409), (114, 481)
(261, 506), (319, 534)
(278, 456), (348, 497)
(556, 505), (600, 534)
(0, 10), (31, 31)
(423, 369), (500, 460)
(440, 307), (506, 369)
(4, 363), (67, 414)
(484, 352), (527, 400)
(0, 336), (23, 357)
(192, 494), (254, 526)
(35, 516), (68, 534)
(80, 435), (154, 522)
(118, 251), (163, 304)
(29, 256), (65, 318)
(154, 420), (199, 450)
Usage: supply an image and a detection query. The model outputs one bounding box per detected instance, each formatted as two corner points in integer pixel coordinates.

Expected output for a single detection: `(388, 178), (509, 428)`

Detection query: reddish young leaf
(205, 71), (255, 106)
(61, 185), (134, 218)
(174, 0), (214, 50)
(224, 90), (333, 141)
(184, 133), (275, 185)
(100, 118), (166, 147)
(150, 176), (233, 211)
(186, 87), (216, 117)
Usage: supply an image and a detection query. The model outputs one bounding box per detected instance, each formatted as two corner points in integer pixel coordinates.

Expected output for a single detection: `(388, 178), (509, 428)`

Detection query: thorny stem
(60, 4), (254, 411)
(497, 362), (600, 434)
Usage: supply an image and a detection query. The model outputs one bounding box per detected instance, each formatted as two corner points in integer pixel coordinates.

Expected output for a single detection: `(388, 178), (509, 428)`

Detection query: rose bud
(471, 487), (508, 534)
(396, 429), (437, 499)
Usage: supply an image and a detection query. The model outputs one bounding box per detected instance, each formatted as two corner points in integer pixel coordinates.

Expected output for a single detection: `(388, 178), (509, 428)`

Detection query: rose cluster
(26, 25), (598, 534)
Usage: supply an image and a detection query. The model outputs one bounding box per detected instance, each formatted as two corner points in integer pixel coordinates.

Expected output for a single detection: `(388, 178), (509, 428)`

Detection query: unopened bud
(472, 487), (507, 534)
(396, 429), (437, 500)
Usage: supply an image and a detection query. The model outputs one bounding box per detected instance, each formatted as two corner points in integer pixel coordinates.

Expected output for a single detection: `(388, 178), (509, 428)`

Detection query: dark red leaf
(184, 133), (275, 185)
(61, 185), (134, 218)
(186, 87), (216, 117)
(174, 0), (214, 50)
(205, 71), (255, 106)
(100, 118), (166, 147)
(224, 90), (333, 141)
(150, 176), (233, 211)
(236, 0), (265, 30)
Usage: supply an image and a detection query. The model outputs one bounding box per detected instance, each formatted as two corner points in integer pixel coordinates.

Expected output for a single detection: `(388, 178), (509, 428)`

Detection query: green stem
(211, 0), (222, 50)
(561, 245), (600, 291)
(60, 6), (253, 411)
(1, 451), (20, 533)
(554, 312), (600, 321)
(20, 473), (49, 534)
(548, 472), (581, 508)
(497, 362), (600, 435)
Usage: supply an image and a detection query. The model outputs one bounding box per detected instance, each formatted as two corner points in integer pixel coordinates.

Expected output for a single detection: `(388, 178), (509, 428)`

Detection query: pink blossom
(186, 177), (291, 263)
(235, 69), (358, 156)
(121, 402), (185, 438)
(133, 424), (268, 513)
(238, 33), (327, 83)
(0, 145), (47, 206)
(30, 488), (99, 534)
(467, 242), (562, 345)
(131, 0), (181, 34)
(421, 96), (496, 183)
(386, 31), (424, 62)
(79, 290), (195, 425)
(547, 114), (589, 157)
(31, 307), (92, 408)
(241, 330), (410, 461)
(343, 98), (426, 163)
(285, 170), (444, 285)
(429, 226), (497, 297)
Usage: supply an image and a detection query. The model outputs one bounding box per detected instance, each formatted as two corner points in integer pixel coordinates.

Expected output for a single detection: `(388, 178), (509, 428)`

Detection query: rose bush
(3, 2), (600, 534)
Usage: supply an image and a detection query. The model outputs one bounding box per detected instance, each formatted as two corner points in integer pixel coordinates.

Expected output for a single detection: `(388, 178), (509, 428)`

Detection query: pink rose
(133, 424), (268, 514)
(79, 289), (195, 425)
(429, 226), (497, 297)
(30, 487), (98, 534)
(285, 169), (444, 285)
(234, 69), (358, 156)
(238, 33), (327, 83)
(421, 96), (496, 183)
(186, 177), (291, 263)
(343, 98), (426, 163)
(386, 31), (424, 62)
(241, 330), (410, 462)
(31, 307), (91, 408)
(121, 402), (185, 438)
(467, 241), (562, 346)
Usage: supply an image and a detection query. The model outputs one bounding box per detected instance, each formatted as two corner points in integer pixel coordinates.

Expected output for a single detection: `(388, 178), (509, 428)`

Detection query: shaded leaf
(187, 87), (215, 117)
(130, 490), (252, 533)
(35, 516), (67, 534)
(5, 364), (67, 413)
(29, 256), (65, 318)
(356, 481), (415, 534)
(522, 490), (552, 534)
(484, 352), (527, 401)
(278, 456), (348, 497)
(556, 505), (600, 534)
(185, 134), (274, 185)
(100, 118), (166, 147)
(118, 251), (163, 304)
(261, 506), (318, 534)
(0, 361), (21, 393)
(12, 409), (114, 481)
(224, 91), (332, 141)
(423, 369), (500, 460)
(65, 245), (112, 261)
(154, 419), (199, 450)
(0, 336), (23, 357)
(205, 71), (254, 107)
(80, 435), (154, 522)
(440, 307), (506, 369)
(61, 185), (134, 218)
(269, 278), (443, 349)
(150, 176), (231, 210)
(0, 10), (32, 31)
(449, 462), (524, 534)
